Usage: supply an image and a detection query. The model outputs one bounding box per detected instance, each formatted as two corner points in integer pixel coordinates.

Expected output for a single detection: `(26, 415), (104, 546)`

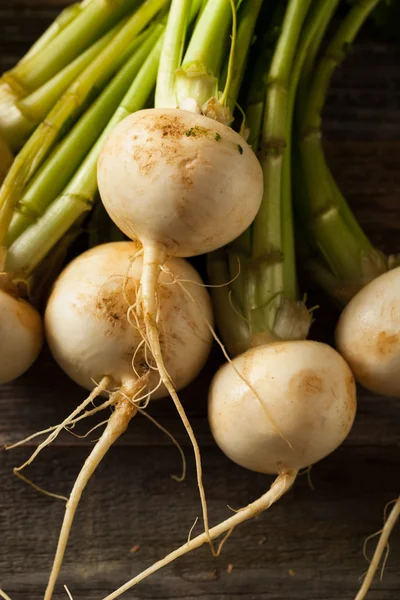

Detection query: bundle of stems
(0, 0), (170, 277)
(0, 0), (143, 151)
(294, 0), (387, 306)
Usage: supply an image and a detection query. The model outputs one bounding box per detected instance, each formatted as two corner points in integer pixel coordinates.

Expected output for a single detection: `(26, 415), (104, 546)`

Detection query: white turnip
(209, 340), (356, 474)
(0, 288), (43, 384)
(336, 267), (400, 397)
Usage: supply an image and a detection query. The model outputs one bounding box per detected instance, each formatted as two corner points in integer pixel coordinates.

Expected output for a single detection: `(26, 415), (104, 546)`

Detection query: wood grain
(0, 5), (399, 600)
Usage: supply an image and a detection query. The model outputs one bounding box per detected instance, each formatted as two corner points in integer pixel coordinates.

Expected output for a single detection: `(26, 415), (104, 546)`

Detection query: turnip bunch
(96, 2), (358, 598)
(0, 0), (170, 385)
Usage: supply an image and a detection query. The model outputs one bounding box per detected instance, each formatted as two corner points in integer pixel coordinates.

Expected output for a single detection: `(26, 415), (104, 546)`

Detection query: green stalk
(6, 33), (165, 277)
(6, 27), (158, 247)
(155, 0), (192, 108)
(281, 0), (341, 303)
(248, 0), (312, 336)
(297, 0), (386, 302)
(20, 1), (95, 64)
(295, 1), (364, 241)
(0, 0), (142, 149)
(9, 0), (143, 92)
(245, 3), (285, 151)
(222, 0), (263, 110)
(208, 249), (251, 357)
(175, 0), (233, 109)
(154, 0), (205, 108)
(2, 24), (122, 151)
(0, 0), (168, 253)
(296, 0), (337, 116)
(0, 133), (13, 186)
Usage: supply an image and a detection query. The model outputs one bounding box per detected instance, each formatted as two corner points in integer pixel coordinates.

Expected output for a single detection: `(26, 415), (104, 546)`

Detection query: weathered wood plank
(1, 445), (399, 599)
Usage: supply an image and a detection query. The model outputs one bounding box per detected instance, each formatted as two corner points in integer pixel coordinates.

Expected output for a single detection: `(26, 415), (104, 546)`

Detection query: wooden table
(0, 3), (399, 599)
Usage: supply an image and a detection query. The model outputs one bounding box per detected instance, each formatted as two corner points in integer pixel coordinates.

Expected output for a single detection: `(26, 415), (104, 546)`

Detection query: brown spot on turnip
(96, 289), (136, 334)
(290, 369), (324, 398)
(375, 331), (400, 358)
(132, 147), (156, 175)
(148, 114), (186, 138)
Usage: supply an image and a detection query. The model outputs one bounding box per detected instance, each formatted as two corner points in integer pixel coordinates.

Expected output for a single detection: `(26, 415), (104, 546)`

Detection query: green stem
(248, 0), (312, 335)
(245, 3), (285, 151)
(175, 0), (233, 109)
(219, 0), (237, 107)
(221, 0), (263, 110)
(6, 34), (164, 277)
(208, 250), (250, 357)
(155, 0), (192, 108)
(183, 0), (232, 73)
(2, 24), (122, 151)
(10, 0), (142, 92)
(20, 1), (94, 64)
(296, 0), (337, 116)
(0, 0), (168, 252)
(298, 0), (387, 299)
(282, 0), (341, 302)
(6, 27), (158, 247)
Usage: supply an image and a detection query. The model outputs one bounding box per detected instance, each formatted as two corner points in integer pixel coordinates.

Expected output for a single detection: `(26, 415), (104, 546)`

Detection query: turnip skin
(0, 289), (43, 384)
(336, 267), (400, 397)
(209, 340), (357, 474)
(97, 108), (263, 257)
(45, 241), (213, 395)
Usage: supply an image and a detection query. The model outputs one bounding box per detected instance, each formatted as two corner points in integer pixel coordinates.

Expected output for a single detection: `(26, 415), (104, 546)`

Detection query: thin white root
(5, 396), (117, 451)
(187, 517), (199, 543)
(102, 471), (297, 600)
(140, 244), (214, 553)
(355, 496), (400, 600)
(44, 380), (147, 600)
(0, 588), (12, 600)
(137, 408), (186, 482)
(215, 527), (235, 556)
(66, 419), (109, 440)
(14, 377), (111, 472)
(13, 469), (68, 502)
(64, 586), (74, 600)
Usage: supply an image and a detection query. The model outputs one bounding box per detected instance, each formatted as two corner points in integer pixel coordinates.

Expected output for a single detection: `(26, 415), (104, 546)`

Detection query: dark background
(0, 2), (399, 599)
